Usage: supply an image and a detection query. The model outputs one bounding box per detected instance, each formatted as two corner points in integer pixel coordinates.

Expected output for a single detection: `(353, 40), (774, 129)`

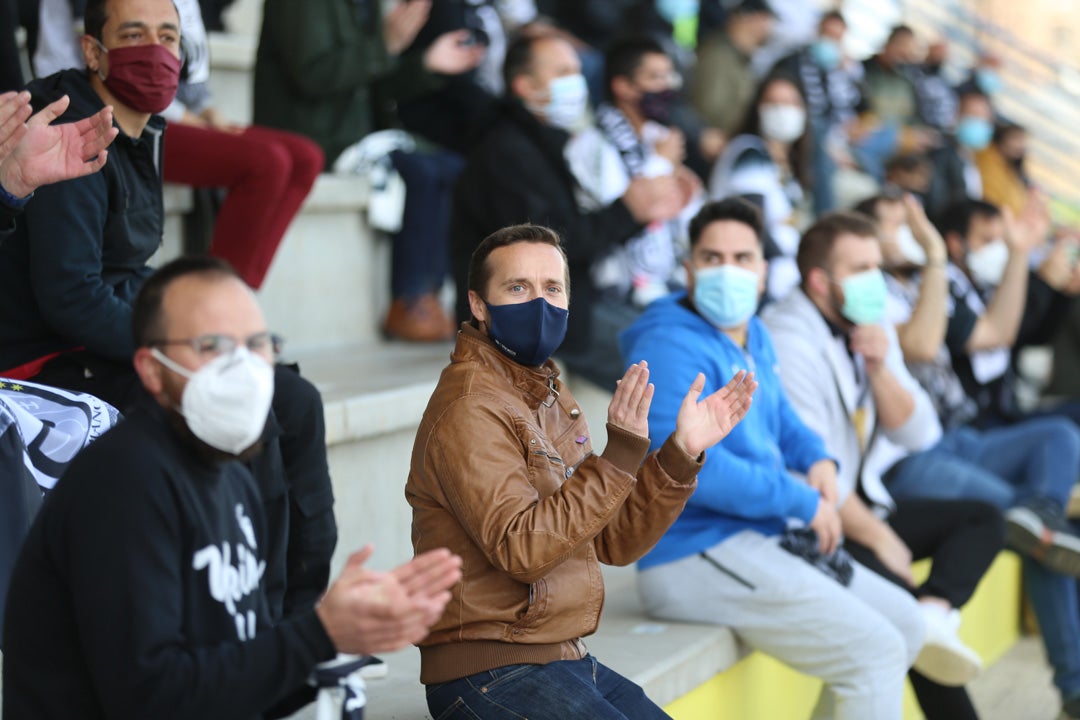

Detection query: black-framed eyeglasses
(148, 332), (284, 358)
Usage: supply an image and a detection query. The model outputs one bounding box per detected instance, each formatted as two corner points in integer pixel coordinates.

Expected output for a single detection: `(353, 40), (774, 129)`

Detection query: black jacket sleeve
(1017, 271), (1074, 348)
(21, 172), (139, 361)
(61, 451), (335, 719)
(0, 199), (19, 244)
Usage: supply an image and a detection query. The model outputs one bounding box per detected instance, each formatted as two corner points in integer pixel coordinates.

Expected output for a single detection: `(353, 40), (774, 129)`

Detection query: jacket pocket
(510, 578), (548, 637)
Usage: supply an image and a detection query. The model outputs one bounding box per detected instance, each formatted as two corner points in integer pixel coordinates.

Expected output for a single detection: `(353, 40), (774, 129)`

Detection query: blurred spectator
(748, 0), (820, 78)
(770, 10), (865, 214)
(0, 0), (23, 91)
(862, 193), (1080, 720)
(884, 152), (932, 206)
(450, 33), (684, 389)
(956, 52), (1004, 105)
(162, 0), (324, 289)
(936, 197), (1075, 427)
(253, 0), (484, 342)
(709, 74), (809, 301)
(855, 25), (937, 181)
(691, 0), (775, 139)
(622, 197), (934, 719)
(923, 90), (993, 221)
(580, 37), (702, 304)
(763, 211), (1003, 703)
(912, 39), (958, 132)
(976, 122), (1030, 216)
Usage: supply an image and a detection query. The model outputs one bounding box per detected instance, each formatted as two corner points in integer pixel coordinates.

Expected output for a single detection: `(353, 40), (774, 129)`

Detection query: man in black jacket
(0, 0), (338, 625)
(2, 256), (463, 719)
(451, 32), (685, 387)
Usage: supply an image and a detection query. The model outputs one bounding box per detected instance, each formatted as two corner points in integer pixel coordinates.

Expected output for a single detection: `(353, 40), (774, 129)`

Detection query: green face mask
(839, 269), (888, 325)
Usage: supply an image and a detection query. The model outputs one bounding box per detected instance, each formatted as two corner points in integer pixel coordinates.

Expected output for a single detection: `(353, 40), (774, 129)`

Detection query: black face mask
(639, 88), (680, 126)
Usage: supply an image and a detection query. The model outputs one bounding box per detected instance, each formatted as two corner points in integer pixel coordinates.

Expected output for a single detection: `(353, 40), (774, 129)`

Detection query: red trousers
(162, 122), (325, 288)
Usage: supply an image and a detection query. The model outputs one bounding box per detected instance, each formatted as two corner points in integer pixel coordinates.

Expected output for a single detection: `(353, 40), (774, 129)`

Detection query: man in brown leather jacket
(407, 223), (757, 719)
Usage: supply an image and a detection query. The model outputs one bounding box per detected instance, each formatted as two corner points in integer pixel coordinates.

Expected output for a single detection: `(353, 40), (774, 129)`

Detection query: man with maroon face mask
(0, 0), (342, 637)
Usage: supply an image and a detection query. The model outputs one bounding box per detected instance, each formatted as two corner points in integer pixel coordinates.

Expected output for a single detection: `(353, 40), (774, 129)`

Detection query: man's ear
(468, 290), (488, 326)
(510, 74), (537, 103)
(82, 35), (104, 75)
(133, 347), (164, 398)
(806, 266), (830, 300)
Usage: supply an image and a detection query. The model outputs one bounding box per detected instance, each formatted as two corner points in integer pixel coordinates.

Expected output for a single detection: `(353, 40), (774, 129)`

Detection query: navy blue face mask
(486, 297), (569, 367)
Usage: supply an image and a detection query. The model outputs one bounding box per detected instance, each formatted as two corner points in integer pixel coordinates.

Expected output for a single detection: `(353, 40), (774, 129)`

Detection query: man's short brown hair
(467, 224), (570, 300)
(797, 211), (881, 284)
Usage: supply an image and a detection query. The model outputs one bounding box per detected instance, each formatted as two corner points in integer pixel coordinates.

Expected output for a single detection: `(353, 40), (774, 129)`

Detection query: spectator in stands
(691, 0), (775, 140)
(197, 0), (235, 31)
(157, 0), (324, 290)
(254, 0), (484, 342)
(748, 0), (821, 78)
(856, 25), (937, 181)
(770, 10), (866, 214)
(956, 51), (1005, 106)
(0, 86), (118, 647)
(923, 89), (993, 221)
(884, 152), (932, 207)
(912, 39), (958, 133)
(859, 193), (1080, 720)
(409, 224), (756, 719)
(557, 36), (703, 386)
(622, 198), (995, 719)
(976, 122), (1031, 216)
(3, 255), (465, 717)
(763, 212), (1010, 713)
(934, 198), (1079, 427)
(709, 74), (809, 301)
(861, 192), (1080, 560)
(450, 32), (684, 389)
(0, 0), (339, 629)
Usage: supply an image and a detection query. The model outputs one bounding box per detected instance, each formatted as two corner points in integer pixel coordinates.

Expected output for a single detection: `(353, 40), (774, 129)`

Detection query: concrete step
(158, 173), (388, 352)
(206, 32), (257, 126)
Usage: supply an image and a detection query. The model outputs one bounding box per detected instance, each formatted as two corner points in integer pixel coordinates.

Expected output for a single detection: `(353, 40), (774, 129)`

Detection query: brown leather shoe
(383, 294), (456, 342)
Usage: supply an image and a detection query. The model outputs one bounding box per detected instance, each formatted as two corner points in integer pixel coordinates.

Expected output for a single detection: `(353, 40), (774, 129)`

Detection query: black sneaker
(1005, 499), (1080, 577)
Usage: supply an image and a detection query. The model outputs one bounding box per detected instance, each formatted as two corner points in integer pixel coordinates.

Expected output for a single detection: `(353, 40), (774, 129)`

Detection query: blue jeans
(885, 418), (1080, 701)
(885, 418), (1080, 510)
(424, 656), (671, 720)
(388, 149), (465, 299)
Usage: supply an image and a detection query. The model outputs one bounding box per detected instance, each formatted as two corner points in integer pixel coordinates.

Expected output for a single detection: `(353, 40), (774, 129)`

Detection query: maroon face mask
(96, 42), (182, 114)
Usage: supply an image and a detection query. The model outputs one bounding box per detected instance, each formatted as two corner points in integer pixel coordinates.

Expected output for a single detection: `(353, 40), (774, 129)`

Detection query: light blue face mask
(839, 269), (888, 326)
(955, 115), (993, 150)
(693, 264), (761, 329)
(809, 38), (842, 71)
(656, 0), (700, 24)
(542, 73), (589, 130)
(975, 68), (1002, 95)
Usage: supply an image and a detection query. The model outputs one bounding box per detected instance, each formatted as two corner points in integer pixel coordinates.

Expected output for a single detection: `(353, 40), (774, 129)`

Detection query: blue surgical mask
(693, 264), (761, 329)
(656, 0), (700, 24)
(975, 68), (1002, 95)
(955, 116), (993, 150)
(809, 38), (842, 71)
(540, 73), (589, 131)
(486, 297), (569, 366)
(839, 269), (888, 325)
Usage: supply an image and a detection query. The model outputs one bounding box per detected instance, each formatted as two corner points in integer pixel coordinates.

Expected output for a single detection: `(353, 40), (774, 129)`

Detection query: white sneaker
(912, 605), (983, 687)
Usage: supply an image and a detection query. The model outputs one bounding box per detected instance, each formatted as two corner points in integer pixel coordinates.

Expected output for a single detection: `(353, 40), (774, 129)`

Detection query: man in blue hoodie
(620, 197), (926, 719)
(622, 197), (924, 720)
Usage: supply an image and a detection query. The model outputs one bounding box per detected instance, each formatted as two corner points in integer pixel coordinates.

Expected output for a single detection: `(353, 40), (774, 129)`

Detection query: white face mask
(152, 347), (275, 455)
(895, 224), (927, 266)
(759, 103), (806, 143)
(966, 239), (1009, 287)
(534, 73), (589, 131)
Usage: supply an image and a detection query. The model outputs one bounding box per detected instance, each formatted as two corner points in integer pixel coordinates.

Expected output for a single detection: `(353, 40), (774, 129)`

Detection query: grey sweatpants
(637, 531), (926, 720)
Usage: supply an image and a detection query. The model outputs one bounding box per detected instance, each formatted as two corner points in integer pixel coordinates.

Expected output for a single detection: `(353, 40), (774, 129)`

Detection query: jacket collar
(452, 323), (562, 410)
